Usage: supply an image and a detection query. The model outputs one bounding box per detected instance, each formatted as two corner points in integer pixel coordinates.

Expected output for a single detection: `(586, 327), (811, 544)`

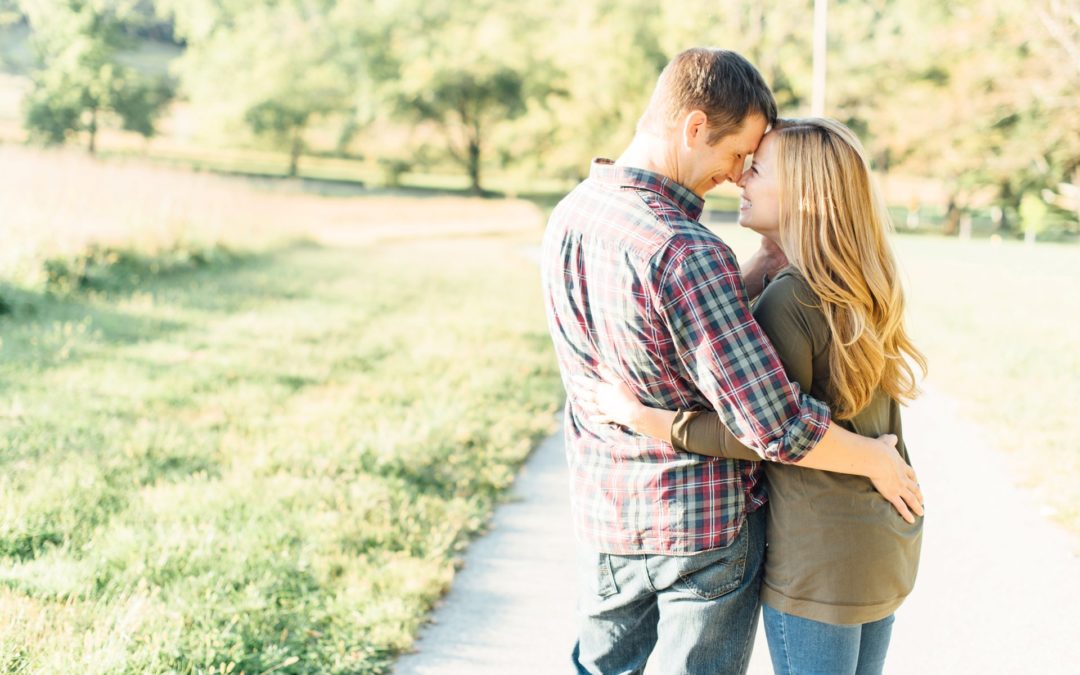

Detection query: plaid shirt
(541, 159), (831, 555)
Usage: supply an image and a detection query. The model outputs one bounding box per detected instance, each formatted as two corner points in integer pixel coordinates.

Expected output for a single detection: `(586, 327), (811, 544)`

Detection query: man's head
(637, 48), (776, 196)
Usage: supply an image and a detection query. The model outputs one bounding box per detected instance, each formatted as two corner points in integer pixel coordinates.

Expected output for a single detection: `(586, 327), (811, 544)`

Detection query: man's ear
(681, 110), (708, 150)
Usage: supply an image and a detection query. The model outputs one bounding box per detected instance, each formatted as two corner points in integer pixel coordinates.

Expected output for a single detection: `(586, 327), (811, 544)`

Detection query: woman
(578, 118), (926, 675)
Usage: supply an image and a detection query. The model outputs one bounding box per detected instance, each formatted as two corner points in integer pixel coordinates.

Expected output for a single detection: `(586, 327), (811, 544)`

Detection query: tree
(19, 0), (172, 153)
(400, 67), (528, 194)
(821, 0), (1080, 235)
(523, 0), (815, 181)
(381, 0), (561, 194)
(160, 0), (370, 177)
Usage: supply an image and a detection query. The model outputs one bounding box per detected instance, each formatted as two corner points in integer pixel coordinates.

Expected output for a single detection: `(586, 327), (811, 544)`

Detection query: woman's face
(736, 131), (780, 241)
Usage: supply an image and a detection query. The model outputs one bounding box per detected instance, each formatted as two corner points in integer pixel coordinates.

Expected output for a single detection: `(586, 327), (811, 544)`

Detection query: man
(540, 48), (922, 674)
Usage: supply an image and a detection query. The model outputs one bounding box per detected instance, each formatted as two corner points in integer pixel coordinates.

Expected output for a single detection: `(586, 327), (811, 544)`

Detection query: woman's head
(737, 118), (881, 248)
(742, 117), (927, 418)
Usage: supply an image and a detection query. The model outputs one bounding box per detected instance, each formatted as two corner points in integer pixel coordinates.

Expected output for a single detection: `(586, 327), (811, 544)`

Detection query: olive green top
(670, 267), (923, 625)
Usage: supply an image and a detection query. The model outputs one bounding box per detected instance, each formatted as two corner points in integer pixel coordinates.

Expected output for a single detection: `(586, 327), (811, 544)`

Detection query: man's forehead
(744, 117), (769, 152)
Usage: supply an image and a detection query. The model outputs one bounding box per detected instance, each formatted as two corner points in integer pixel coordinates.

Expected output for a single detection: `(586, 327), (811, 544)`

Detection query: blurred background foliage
(0, 0), (1077, 239)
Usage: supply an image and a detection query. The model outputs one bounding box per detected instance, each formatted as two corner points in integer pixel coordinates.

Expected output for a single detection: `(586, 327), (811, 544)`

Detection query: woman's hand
(741, 236), (789, 298)
(794, 425), (925, 523)
(867, 434), (924, 523)
(573, 363), (646, 432)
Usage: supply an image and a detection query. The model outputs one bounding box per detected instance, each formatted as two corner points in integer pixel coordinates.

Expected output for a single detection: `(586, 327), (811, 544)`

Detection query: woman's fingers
(902, 488), (924, 517)
(570, 370), (628, 430)
(889, 494), (916, 524)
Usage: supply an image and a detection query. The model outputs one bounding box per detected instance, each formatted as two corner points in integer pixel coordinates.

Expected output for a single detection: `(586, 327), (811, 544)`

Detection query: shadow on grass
(0, 239), (327, 372)
(0, 278), (189, 371)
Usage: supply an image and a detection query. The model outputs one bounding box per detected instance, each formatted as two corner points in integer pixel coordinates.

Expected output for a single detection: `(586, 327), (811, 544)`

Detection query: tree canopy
(19, 0), (171, 152)
(9, 0), (1079, 233)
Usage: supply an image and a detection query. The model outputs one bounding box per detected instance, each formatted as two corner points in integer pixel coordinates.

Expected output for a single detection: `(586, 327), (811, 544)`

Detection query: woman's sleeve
(669, 273), (824, 461)
(670, 410), (763, 460)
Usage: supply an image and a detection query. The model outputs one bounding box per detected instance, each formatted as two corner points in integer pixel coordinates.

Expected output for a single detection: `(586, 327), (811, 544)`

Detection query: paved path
(394, 383), (1080, 674)
(393, 419), (578, 674)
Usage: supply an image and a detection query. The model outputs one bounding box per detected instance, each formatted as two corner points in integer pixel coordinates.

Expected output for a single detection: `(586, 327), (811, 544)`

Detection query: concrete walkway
(393, 419), (578, 674)
(394, 385), (1080, 674)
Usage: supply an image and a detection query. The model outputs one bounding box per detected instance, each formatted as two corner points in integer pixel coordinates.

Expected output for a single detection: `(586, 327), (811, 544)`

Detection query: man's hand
(867, 434), (924, 524)
(741, 236), (788, 299)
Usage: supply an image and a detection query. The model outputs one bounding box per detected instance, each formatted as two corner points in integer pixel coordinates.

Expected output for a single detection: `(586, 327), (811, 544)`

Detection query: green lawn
(0, 234), (562, 673)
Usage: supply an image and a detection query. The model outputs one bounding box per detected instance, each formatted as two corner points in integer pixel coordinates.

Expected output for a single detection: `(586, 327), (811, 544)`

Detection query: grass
(0, 233), (562, 673)
(718, 225), (1080, 535)
(0, 145), (562, 672)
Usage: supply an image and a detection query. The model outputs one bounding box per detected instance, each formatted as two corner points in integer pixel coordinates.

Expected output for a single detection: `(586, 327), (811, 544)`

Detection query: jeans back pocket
(672, 523), (749, 600)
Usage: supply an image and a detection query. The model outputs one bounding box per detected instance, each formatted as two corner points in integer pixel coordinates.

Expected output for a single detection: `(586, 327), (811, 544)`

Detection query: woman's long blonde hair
(773, 117), (927, 419)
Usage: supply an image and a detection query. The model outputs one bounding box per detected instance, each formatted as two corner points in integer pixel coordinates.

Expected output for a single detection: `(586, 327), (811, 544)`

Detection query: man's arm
(652, 239), (828, 463)
(650, 239), (922, 519)
(576, 361), (922, 521)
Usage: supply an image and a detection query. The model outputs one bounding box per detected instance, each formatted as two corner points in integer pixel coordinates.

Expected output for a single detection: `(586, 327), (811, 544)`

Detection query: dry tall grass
(0, 144), (543, 286)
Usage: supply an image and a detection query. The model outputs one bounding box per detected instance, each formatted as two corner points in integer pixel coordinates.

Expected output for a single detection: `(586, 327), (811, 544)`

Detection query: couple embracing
(541, 48), (926, 675)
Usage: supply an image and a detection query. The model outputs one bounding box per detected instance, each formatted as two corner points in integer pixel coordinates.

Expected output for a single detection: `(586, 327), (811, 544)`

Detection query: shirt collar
(589, 158), (705, 222)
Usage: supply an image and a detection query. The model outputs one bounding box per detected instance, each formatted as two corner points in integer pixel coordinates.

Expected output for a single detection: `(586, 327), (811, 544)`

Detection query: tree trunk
(87, 106), (98, 155)
(288, 126), (304, 178)
(467, 136), (482, 195)
(943, 197), (961, 236)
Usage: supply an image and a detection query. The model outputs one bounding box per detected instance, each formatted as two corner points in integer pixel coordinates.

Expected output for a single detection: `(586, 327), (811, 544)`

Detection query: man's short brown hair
(638, 48), (777, 145)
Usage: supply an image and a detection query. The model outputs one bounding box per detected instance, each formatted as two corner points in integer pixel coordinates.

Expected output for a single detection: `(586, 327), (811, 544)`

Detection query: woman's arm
(574, 365), (761, 461)
(575, 367), (917, 503)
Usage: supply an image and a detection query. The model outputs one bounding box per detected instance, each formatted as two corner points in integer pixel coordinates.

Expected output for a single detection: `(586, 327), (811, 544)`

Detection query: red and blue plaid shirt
(541, 159), (831, 555)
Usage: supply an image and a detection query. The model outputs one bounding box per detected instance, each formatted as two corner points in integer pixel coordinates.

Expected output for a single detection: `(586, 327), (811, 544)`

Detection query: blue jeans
(571, 507), (766, 675)
(762, 604), (895, 675)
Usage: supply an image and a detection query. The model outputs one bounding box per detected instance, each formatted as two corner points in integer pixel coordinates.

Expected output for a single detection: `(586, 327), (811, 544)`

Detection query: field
(0, 151), (562, 673)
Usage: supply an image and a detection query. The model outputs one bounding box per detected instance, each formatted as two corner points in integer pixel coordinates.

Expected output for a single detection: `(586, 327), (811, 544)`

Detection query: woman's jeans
(571, 507), (766, 675)
(762, 604), (895, 675)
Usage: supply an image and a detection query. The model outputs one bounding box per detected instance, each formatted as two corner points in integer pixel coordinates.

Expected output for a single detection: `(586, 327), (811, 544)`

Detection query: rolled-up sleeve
(651, 240), (830, 463)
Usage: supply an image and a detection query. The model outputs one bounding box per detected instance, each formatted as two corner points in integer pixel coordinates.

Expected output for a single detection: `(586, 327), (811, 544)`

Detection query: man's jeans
(762, 605), (895, 675)
(572, 507), (766, 675)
